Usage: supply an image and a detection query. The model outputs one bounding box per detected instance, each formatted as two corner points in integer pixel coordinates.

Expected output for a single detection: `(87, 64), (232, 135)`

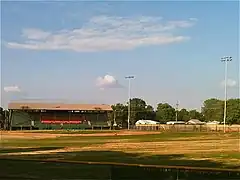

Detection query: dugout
(8, 102), (112, 130)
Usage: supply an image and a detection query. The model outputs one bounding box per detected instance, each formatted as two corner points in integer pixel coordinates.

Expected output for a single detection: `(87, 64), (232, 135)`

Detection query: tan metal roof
(8, 102), (112, 111)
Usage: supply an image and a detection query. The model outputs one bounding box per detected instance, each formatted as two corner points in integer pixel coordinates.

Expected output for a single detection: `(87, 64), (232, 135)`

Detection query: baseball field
(0, 130), (239, 179)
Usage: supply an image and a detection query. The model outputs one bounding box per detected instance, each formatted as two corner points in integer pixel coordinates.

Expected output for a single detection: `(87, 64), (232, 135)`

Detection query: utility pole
(221, 56), (232, 133)
(113, 110), (117, 127)
(175, 101), (179, 122)
(125, 76), (134, 130)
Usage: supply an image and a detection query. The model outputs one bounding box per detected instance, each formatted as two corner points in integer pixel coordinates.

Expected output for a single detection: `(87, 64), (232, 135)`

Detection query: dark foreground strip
(0, 157), (239, 173)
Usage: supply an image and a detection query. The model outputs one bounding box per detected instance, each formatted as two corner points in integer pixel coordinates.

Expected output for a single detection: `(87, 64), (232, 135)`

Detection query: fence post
(238, 128), (240, 152)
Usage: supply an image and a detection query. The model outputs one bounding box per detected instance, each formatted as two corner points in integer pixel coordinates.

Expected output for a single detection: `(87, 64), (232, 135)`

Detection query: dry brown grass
(1, 130), (161, 140)
(1, 131), (239, 168)
(2, 136), (238, 155)
(78, 139), (238, 154)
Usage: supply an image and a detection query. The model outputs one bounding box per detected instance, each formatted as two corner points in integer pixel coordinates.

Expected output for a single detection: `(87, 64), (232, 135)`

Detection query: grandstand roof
(8, 102), (112, 111)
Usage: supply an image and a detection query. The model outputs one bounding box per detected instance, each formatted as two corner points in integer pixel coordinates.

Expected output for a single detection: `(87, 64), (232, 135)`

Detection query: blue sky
(1, 1), (239, 110)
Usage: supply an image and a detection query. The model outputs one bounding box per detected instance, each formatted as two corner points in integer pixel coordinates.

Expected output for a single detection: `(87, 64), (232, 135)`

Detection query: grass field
(0, 130), (239, 179)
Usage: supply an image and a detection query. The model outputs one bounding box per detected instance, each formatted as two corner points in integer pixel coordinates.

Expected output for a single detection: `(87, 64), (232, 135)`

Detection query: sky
(1, 1), (239, 110)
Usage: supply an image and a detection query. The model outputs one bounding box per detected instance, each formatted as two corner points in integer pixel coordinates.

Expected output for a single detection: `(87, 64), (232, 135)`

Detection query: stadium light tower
(125, 76), (135, 130)
(221, 56), (232, 133)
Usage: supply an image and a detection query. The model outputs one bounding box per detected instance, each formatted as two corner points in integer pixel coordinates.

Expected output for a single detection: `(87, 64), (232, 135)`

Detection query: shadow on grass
(0, 150), (240, 180)
(0, 147), (63, 154)
(1, 150), (240, 169)
(4, 150), (239, 169)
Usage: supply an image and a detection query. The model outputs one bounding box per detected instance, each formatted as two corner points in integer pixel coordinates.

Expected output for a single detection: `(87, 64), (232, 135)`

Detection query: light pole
(125, 76), (134, 130)
(221, 56), (232, 133)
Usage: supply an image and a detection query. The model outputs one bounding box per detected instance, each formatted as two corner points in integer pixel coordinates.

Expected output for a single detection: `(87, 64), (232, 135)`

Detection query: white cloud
(96, 75), (123, 89)
(221, 79), (237, 87)
(22, 28), (51, 40)
(4, 85), (21, 92)
(6, 15), (197, 52)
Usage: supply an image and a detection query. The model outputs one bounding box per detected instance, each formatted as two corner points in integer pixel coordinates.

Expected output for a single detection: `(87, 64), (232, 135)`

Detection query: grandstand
(8, 102), (112, 130)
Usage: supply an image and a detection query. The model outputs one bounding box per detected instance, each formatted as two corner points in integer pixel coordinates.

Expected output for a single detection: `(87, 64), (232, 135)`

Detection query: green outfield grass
(1, 158), (238, 180)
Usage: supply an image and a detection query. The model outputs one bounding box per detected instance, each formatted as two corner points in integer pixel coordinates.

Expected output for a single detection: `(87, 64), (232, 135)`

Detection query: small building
(186, 119), (205, 125)
(135, 120), (160, 125)
(206, 121), (220, 125)
(166, 121), (185, 125)
(8, 102), (112, 130)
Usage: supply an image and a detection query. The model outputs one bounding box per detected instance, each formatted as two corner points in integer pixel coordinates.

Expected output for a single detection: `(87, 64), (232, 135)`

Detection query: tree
(144, 105), (156, 120)
(188, 109), (204, 121)
(0, 107), (9, 129)
(156, 103), (175, 123)
(129, 98), (147, 123)
(201, 98), (224, 122)
(226, 98), (240, 124)
(4, 110), (9, 129)
(201, 98), (240, 124)
(111, 98), (157, 127)
(178, 108), (190, 121)
(111, 103), (128, 127)
(111, 97), (240, 127)
(0, 107), (3, 129)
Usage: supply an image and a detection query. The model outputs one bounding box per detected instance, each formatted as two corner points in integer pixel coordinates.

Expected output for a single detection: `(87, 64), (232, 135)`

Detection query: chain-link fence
(134, 124), (240, 132)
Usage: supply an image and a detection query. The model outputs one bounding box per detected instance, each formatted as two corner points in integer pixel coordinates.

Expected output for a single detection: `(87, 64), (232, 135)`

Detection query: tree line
(108, 98), (240, 126)
(0, 98), (239, 129)
(0, 107), (9, 129)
